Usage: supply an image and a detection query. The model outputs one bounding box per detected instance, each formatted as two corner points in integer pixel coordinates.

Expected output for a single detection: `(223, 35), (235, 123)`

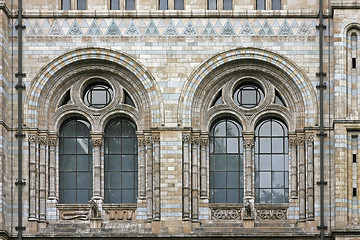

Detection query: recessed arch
(178, 47), (318, 131)
(24, 47), (163, 131)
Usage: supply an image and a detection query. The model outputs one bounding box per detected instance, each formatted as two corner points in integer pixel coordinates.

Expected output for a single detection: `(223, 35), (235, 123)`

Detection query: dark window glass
(159, 0), (168, 10)
(174, 0), (184, 10)
(272, 0), (281, 10)
(62, 0), (71, 10)
(353, 58), (357, 68)
(274, 90), (286, 106)
(77, 0), (86, 10)
(256, 0), (265, 10)
(83, 82), (113, 109)
(110, 0), (120, 9)
(223, 0), (232, 10)
(354, 188), (357, 197)
(255, 119), (288, 203)
(210, 118), (243, 203)
(59, 118), (92, 204)
(233, 83), (264, 109)
(124, 90), (136, 107)
(353, 154), (357, 163)
(211, 90), (223, 107)
(126, 0), (135, 10)
(208, 0), (217, 10)
(105, 118), (138, 203)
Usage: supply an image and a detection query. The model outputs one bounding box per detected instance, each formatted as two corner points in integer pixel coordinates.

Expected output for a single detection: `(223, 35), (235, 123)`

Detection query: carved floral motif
(256, 209), (287, 220)
(211, 209), (242, 220)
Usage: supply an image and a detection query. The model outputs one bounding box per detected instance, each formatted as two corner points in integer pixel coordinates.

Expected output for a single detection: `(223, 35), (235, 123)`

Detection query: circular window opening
(233, 83), (264, 109)
(83, 82), (114, 109)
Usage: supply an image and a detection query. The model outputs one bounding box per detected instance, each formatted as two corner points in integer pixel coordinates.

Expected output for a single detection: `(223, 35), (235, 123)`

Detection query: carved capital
(138, 138), (146, 146)
(182, 133), (191, 143)
(289, 137), (297, 147)
(191, 137), (200, 145)
(48, 138), (57, 146)
(92, 139), (103, 147)
(145, 136), (153, 146)
(297, 136), (305, 145)
(243, 138), (254, 148)
(28, 134), (37, 143)
(200, 138), (208, 146)
(307, 135), (314, 143)
(38, 137), (48, 145)
(153, 135), (160, 143)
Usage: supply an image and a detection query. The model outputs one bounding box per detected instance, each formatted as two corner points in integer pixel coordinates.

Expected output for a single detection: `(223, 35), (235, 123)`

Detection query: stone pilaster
(191, 135), (200, 221)
(48, 137), (57, 200)
(182, 133), (191, 220)
(146, 135), (153, 221)
(91, 135), (103, 200)
(243, 134), (254, 201)
(38, 136), (48, 223)
(289, 135), (298, 198)
(137, 134), (146, 200)
(298, 135), (306, 221)
(306, 134), (314, 220)
(153, 134), (161, 221)
(200, 135), (208, 198)
(28, 134), (37, 220)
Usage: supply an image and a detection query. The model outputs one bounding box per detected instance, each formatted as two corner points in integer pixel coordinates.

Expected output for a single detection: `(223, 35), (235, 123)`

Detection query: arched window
(104, 118), (138, 203)
(59, 118), (92, 203)
(255, 118), (289, 203)
(209, 118), (243, 203)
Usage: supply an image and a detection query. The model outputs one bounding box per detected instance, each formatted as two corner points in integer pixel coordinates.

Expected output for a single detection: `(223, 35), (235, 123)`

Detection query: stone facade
(0, 0), (359, 239)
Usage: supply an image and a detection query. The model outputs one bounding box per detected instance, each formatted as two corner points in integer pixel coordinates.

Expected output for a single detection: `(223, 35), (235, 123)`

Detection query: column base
(28, 219), (38, 234)
(90, 218), (102, 228)
(243, 219), (254, 228)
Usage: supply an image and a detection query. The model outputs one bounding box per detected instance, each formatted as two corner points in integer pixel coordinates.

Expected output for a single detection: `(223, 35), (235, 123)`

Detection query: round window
(83, 83), (113, 109)
(233, 83), (264, 109)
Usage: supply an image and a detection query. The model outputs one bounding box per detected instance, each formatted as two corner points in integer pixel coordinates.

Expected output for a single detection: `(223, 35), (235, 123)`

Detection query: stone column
(200, 135), (208, 198)
(48, 136), (57, 200)
(92, 135), (103, 200)
(38, 136), (48, 223)
(191, 135), (200, 221)
(307, 135), (314, 220)
(298, 135), (306, 221)
(153, 134), (161, 221)
(137, 134), (146, 200)
(146, 135), (153, 221)
(28, 134), (37, 220)
(182, 133), (191, 220)
(289, 135), (298, 198)
(243, 135), (254, 201)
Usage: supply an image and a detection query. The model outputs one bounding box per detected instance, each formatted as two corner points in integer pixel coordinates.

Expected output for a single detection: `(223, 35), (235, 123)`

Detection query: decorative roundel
(233, 83), (264, 109)
(83, 82), (114, 109)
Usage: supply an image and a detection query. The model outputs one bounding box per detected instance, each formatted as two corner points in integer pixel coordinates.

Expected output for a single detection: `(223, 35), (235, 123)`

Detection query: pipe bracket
(317, 225), (328, 230)
(317, 132), (327, 137)
(15, 24), (26, 30)
(15, 134), (25, 138)
(316, 24), (327, 29)
(15, 180), (26, 186)
(15, 72), (26, 78)
(15, 84), (25, 89)
(15, 226), (26, 231)
(317, 181), (328, 185)
(316, 72), (327, 77)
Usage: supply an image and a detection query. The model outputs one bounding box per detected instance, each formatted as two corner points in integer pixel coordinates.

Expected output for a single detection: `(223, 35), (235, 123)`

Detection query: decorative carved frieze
(106, 210), (136, 221)
(211, 209), (242, 220)
(256, 209), (287, 220)
(60, 211), (89, 221)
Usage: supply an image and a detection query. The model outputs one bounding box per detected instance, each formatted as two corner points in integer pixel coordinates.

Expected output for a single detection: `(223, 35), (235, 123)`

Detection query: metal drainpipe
(317, 0), (327, 239)
(15, 0), (25, 239)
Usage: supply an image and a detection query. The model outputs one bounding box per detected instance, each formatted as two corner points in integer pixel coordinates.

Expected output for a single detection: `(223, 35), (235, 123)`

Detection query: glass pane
(62, 155), (76, 171)
(226, 121), (239, 136)
(77, 190), (90, 203)
(227, 138), (238, 153)
(109, 138), (121, 154)
(111, 0), (120, 9)
(209, 156), (214, 171)
(62, 190), (76, 203)
(126, 0), (135, 9)
(63, 121), (76, 136)
(257, 0), (265, 9)
(77, 0), (86, 10)
(214, 172), (226, 188)
(223, 0), (232, 10)
(108, 122), (121, 137)
(64, 138), (76, 154)
(240, 172), (244, 188)
(122, 155), (135, 171)
(214, 121), (226, 136)
(122, 121), (136, 137)
(227, 172), (239, 188)
(77, 172), (90, 188)
(174, 0), (184, 10)
(77, 138), (89, 154)
(77, 121), (90, 137)
(110, 172), (121, 188)
(122, 172), (135, 188)
(260, 189), (271, 203)
(272, 0), (281, 10)
(104, 172), (110, 188)
(159, 0), (167, 10)
(208, 0), (217, 9)
(285, 172), (289, 187)
(260, 172), (271, 188)
(214, 138), (226, 153)
(122, 190), (135, 203)
(255, 172), (260, 188)
(272, 138), (283, 153)
(209, 172), (214, 188)
(108, 189), (121, 203)
(122, 138), (135, 154)
(260, 138), (271, 153)
(259, 121), (271, 136)
(213, 189), (226, 203)
(285, 155), (289, 170)
(272, 155), (285, 171)
(242, 89), (257, 105)
(259, 155), (271, 171)
(63, 172), (76, 188)
(272, 189), (284, 203)
(109, 155), (122, 171)
(272, 121), (284, 136)
(214, 155), (226, 171)
(91, 90), (106, 105)
(77, 155), (89, 171)
(227, 155), (239, 170)
(62, 0), (71, 10)
(272, 172), (284, 188)
(227, 189), (239, 203)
